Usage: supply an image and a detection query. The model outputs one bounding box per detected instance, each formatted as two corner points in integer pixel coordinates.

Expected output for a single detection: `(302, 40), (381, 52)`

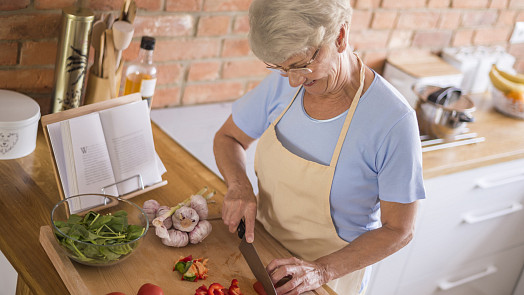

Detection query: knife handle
(237, 219), (246, 239)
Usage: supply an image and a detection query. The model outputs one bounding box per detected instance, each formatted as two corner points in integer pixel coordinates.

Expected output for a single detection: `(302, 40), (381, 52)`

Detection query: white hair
(248, 0), (353, 64)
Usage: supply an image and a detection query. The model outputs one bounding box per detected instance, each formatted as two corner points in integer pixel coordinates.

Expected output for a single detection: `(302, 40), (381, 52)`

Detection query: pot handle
(458, 113), (474, 123)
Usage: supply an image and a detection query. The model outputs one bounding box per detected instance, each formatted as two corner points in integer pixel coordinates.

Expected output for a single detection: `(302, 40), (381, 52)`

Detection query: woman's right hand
(222, 183), (257, 243)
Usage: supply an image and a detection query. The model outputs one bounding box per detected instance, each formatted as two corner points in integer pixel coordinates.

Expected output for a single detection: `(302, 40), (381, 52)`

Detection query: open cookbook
(42, 94), (167, 213)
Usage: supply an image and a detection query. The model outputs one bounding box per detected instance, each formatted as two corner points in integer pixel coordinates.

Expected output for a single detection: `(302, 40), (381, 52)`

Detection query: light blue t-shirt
(232, 70), (426, 289)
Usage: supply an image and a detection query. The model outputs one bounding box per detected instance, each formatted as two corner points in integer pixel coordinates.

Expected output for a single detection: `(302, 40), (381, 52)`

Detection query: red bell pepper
(228, 279), (243, 295)
(207, 283), (226, 295)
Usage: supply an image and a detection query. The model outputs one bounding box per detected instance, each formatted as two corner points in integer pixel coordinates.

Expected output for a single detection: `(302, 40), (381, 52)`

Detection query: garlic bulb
(189, 220), (212, 244)
(190, 194), (209, 219)
(161, 229), (189, 247)
(172, 207), (200, 232)
(157, 206), (173, 229)
(143, 199), (160, 222)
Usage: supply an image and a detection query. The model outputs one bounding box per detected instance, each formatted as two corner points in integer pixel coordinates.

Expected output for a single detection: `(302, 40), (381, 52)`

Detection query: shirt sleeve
(376, 110), (426, 203)
(232, 71), (298, 139)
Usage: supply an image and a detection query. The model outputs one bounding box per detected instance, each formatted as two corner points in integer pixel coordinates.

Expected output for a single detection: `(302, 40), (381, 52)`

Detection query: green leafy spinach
(54, 210), (145, 264)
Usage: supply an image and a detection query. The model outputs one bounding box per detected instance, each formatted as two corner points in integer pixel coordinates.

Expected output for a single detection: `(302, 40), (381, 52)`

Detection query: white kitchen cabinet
(367, 158), (524, 295)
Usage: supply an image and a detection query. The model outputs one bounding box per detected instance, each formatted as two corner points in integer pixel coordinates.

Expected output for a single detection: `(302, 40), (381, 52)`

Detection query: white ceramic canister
(0, 90), (41, 160)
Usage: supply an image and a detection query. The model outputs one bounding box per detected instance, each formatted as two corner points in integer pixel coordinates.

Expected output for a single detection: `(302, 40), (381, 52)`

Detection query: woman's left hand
(266, 257), (328, 295)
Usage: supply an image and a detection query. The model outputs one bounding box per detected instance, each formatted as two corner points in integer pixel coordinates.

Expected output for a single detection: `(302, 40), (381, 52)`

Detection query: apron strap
(273, 87), (302, 125)
(330, 54), (366, 167)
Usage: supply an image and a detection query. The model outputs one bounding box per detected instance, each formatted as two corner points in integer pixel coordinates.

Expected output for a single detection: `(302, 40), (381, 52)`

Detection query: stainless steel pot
(414, 85), (476, 140)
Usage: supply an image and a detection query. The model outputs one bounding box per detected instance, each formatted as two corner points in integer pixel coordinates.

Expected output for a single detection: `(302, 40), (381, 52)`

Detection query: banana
(489, 65), (524, 94)
(492, 64), (524, 84)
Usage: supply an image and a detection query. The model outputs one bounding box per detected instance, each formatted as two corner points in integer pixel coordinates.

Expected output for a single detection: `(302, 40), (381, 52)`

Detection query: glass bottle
(123, 36), (157, 109)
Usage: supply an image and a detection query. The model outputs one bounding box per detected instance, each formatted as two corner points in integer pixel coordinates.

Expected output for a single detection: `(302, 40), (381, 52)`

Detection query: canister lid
(0, 90), (41, 128)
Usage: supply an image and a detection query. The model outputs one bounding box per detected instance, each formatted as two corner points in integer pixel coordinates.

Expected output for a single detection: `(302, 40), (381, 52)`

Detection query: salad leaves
(54, 210), (145, 264)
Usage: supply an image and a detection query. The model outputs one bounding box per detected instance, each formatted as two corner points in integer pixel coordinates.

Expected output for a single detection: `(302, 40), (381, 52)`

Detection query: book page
(47, 122), (71, 197)
(98, 100), (163, 195)
(66, 113), (119, 203)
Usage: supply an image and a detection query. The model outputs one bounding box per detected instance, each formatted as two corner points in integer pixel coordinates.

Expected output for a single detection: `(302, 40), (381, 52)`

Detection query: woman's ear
(336, 23), (348, 53)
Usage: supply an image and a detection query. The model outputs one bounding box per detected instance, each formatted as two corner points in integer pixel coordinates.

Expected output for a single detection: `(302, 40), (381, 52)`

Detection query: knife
(237, 219), (278, 295)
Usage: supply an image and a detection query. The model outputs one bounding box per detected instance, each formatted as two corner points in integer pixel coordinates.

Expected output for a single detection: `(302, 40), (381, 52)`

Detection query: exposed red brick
(222, 59), (268, 79)
(387, 48), (433, 61)
(371, 11), (397, 30)
(397, 12), (440, 30)
(0, 42), (18, 66)
(497, 10), (517, 26)
(354, 0), (381, 9)
(451, 0), (489, 8)
(514, 59), (524, 73)
(473, 27), (512, 45)
(233, 14), (250, 34)
(381, 0), (426, 9)
(134, 15), (194, 37)
(412, 31), (452, 48)
(86, 0), (121, 10)
(490, 0), (509, 8)
(349, 30), (390, 50)
(509, 0), (524, 8)
(34, 0), (74, 9)
(428, 0), (451, 8)
(187, 61), (221, 81)
(517, 10), (524, 21)
(452, 29), (474, 46)
(135, 0), (163, 11)
(156, 63), (185, 85)
(509, 43), (524, 58)
(439, 11), (461, 29)
(166, 0), (202, 12)
(197, 15), (231, 36)
(0, 13), (61, 40)
(222, 38), (250, 57)
(151, 86), (181, 108)
(183, 81), (244, 104)
(0, 68), (55, 92)
(154, 39), (221, 61)
(203, 0), (251, 11)
(20, 41), (57, 66)
(388, 30), (413, 49)
(0, 0), (30, 10)
(461, 11), (498, 27)
(351, 10), (372, 31)
(362, 50), (388, 73)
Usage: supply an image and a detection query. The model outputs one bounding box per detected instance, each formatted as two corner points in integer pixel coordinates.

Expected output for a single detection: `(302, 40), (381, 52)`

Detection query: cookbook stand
(41, 93), (168, 205)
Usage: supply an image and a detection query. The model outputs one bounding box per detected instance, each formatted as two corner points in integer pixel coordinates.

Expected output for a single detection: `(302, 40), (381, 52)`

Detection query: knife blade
(237, 219), (277, 295)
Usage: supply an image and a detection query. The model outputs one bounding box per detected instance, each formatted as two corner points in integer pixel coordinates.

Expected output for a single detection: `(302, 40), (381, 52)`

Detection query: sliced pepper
(207, 283), (225, 295)
(195, 285), (208, 295)
(228, 279), (243, 295)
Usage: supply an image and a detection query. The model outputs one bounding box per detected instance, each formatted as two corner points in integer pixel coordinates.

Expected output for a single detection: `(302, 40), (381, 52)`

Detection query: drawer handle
(476, 172), (524, 189)
(438, 265), (498, 290)
(463, 203), (523, 224)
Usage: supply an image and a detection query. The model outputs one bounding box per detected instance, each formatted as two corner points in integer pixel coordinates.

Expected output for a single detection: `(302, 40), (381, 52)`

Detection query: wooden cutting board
(40, 220), (336, 295)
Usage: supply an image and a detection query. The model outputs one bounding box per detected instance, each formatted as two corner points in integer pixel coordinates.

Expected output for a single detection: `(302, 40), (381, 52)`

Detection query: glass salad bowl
(51, 194), (149, 266)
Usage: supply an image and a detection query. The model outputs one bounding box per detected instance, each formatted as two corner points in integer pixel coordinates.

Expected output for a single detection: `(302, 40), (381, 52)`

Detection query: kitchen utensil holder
(83, 62), (124, 105)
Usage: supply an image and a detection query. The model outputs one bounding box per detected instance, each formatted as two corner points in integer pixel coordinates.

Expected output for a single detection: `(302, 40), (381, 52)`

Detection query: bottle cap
(140, 36), (156, 50)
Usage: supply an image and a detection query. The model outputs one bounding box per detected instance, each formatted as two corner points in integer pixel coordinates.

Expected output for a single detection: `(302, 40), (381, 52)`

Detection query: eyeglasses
(264, 48), (320, 75)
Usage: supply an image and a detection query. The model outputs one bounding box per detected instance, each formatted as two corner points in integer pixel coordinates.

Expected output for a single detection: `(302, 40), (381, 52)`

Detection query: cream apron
(254, 55), (367, 295)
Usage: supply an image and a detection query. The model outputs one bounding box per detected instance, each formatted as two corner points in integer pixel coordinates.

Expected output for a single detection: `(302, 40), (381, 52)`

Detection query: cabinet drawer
(396, 244), (524, 295)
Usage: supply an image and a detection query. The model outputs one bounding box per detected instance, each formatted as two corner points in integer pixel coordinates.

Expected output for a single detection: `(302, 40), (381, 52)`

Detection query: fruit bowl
(491, 86), (524, 120)
(51, 194), (149, 266)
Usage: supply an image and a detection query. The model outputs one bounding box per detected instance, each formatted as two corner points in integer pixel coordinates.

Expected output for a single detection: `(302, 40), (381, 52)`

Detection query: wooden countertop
(0, 123), (232, 294)
(0, 122), (338, 295)
(422, 94), (524, 179)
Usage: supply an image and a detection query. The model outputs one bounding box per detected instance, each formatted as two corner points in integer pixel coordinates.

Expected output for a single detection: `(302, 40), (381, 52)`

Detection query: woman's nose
(288, 71), (306, 87)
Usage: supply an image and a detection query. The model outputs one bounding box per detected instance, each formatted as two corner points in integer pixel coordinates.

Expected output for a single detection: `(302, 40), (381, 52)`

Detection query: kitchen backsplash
(0, 0), (523, 114)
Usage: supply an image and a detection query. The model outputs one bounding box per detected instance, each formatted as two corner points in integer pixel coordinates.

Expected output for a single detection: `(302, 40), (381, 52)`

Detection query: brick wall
(1, 0), (524, 114)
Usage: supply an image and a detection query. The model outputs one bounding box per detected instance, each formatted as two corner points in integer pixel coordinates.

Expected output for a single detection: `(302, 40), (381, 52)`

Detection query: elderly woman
(213, 0), (426, 294)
